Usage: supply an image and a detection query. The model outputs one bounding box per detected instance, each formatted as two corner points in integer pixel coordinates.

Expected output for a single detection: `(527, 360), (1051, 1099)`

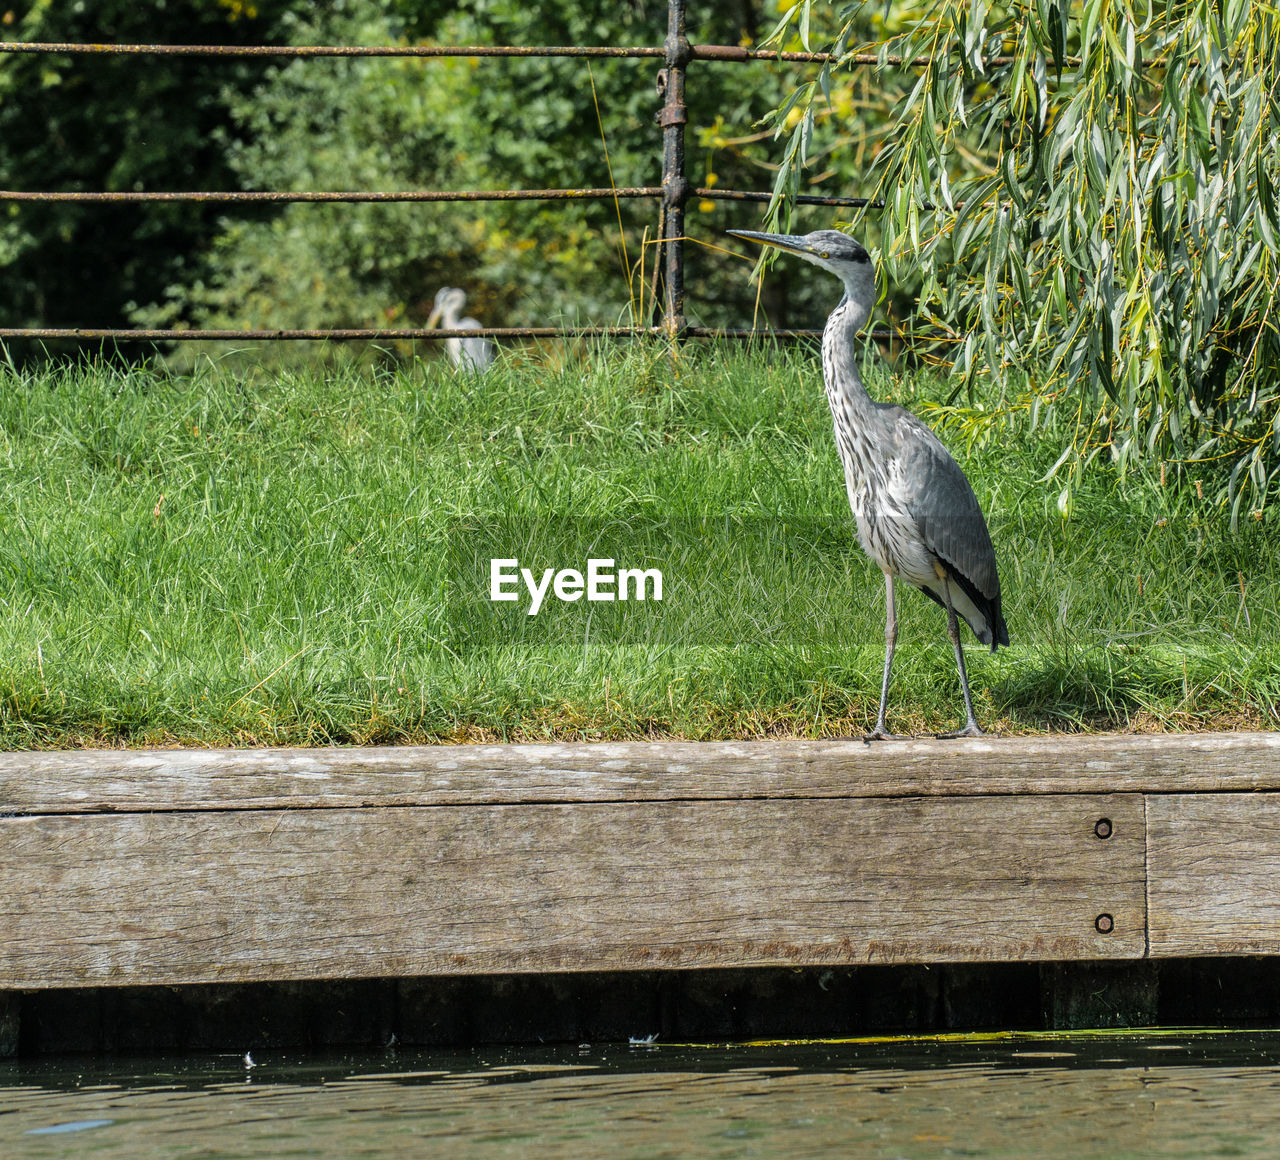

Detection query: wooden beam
(7, 735), (1280, 992)
(3, 733), (1279, 814)
(1, 794), (1143, 988)
(0, 992), (17, 1056)
(1149, 793), (1280, 957)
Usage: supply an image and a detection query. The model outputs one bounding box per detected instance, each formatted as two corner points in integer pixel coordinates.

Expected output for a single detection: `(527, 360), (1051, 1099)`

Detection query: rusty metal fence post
(657, 0), (689, 342)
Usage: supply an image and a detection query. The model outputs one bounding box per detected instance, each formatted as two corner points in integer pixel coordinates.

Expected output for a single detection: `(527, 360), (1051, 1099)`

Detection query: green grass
(0, 343), (1276, 748)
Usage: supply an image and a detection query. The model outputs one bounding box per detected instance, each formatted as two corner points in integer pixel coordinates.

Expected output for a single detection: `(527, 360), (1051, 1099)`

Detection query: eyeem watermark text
(490, 558), (663, 616)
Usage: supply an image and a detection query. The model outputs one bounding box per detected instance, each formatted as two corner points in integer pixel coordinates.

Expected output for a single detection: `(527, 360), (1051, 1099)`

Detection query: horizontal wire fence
(0, 0), (941, 348)
(0, 40), (1005, 63)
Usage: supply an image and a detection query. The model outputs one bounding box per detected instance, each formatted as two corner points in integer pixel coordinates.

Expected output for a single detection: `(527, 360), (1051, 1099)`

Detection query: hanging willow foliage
(762, 0), (1280, 523)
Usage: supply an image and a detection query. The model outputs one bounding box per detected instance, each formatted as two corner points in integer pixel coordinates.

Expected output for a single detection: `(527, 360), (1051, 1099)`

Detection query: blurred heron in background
(426, 287), (494, 373)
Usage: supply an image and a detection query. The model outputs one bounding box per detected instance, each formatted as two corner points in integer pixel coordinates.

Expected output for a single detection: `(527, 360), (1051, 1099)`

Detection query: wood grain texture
(0, 992), (17, 1057)
(1149, 794), (1280, 957)
(0, 794), (1143, 987)
(2, 733), (1279, 814)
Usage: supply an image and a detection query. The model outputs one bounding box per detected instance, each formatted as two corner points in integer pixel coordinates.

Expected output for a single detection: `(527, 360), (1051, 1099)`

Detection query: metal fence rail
(0, 326), (843, 341)
(0, 41), (832, 61)
(0, 0), (912, 348)
(0, 189), (871, 206)
(0, 41), (1025, 65)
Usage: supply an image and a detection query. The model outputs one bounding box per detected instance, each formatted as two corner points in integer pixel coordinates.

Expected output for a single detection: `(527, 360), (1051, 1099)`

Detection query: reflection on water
(5, 1032), (1280, 1158)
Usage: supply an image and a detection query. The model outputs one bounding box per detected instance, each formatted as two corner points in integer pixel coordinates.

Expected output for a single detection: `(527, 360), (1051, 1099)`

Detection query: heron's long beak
(726, 229), (815, 258)
(425, 306), (442, 329)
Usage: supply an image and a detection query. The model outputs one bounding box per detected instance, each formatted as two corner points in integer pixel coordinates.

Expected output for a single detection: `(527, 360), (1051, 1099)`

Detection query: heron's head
(426, 286), (467, 329)
(727, 229), (876, 328)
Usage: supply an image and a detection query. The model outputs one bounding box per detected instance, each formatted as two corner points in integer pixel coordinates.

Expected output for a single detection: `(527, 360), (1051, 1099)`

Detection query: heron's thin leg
(877, 573), (897, 727)
(865, 572), (910, 742)
(936, 577), (985, 739)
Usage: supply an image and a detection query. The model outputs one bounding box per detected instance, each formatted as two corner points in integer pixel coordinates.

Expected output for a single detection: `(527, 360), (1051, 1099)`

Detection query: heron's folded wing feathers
(895, 414), (1001, 601)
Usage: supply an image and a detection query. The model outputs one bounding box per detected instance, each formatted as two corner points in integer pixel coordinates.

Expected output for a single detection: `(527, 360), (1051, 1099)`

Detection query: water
(5, 1032), (1280, 1158)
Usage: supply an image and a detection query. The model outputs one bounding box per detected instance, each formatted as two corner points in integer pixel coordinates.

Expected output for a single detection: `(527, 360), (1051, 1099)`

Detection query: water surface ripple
(4, 1032), (1279, 1158)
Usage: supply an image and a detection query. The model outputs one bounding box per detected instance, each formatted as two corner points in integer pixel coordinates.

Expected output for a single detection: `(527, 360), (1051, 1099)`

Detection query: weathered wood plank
(1149, 793), (1280, 957)
(2, 733), (1279, 814)
(1040, 961), (1159, 1028)
(0, 992), (17, 1056)
(0, 794), (1143, 988)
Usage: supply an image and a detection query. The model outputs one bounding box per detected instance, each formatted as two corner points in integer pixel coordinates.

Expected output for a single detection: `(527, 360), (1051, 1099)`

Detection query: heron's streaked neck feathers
(822, 293), (873, 412)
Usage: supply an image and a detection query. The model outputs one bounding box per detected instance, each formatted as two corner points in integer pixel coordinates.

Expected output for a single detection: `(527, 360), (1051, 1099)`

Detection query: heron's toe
(935, 723), (986, 740)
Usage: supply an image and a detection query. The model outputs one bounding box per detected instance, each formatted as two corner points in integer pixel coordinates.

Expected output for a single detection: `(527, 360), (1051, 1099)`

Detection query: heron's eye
(819, 251), (830, 259)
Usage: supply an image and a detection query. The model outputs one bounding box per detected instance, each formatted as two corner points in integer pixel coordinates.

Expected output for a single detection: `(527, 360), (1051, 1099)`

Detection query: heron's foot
(936, 722), (986, 740)
(863, 728), (912, 743)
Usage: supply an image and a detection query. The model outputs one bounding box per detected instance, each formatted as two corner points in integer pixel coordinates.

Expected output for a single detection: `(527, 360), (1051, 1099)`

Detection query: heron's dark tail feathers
(985, 597), (1010, 652)
(923, 562), (1010, 652)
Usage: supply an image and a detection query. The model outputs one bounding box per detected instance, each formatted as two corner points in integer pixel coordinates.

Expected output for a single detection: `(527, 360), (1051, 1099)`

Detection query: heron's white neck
(822, 294), (873, 411)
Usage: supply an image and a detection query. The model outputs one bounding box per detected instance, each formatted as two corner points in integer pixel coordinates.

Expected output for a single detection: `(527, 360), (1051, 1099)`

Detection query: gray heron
(728, 228), (1008, 739)
(426, 286), (495, 373)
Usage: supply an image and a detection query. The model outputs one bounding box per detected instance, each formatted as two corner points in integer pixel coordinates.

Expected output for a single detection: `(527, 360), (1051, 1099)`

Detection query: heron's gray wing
(893, 411), (1000, 600)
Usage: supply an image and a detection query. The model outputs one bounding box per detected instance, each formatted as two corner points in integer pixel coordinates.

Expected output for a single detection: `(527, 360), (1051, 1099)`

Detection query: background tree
(134, 0), (847, 354)
(763, 0), (1280, 521)
(0, 0), (309, 361)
